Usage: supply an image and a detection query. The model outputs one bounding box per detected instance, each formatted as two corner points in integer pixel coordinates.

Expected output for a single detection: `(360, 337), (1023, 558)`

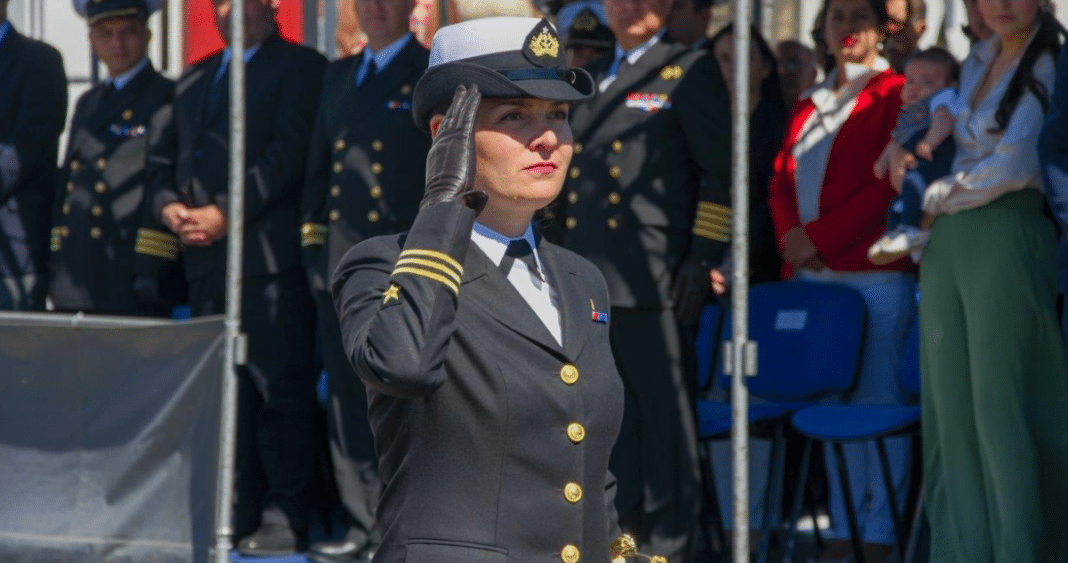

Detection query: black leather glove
(420, 84), (488, 215)
(671, 255), (712, 326)
(133, 274), (166, 315)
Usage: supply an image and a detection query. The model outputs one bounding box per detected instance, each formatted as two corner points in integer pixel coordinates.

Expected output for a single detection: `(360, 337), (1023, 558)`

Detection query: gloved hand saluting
(420, 84), (488, 215)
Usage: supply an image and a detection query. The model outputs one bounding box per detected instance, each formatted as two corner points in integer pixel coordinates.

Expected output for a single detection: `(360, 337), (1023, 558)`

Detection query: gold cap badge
(528, 26), (560, 59)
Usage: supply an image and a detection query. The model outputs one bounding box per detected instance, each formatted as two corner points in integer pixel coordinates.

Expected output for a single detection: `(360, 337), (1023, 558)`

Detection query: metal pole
(729, 0), (753, 562)
(212, 0), (246, 560)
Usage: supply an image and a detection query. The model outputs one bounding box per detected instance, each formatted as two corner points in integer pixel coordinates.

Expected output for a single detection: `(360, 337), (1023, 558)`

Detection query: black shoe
(307, 538), (374, 563)
(237, 520), (305, 557)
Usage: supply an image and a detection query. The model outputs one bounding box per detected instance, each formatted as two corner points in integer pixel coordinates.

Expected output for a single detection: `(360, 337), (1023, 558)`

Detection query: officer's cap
(557, 2), (614, 50)
(412, 17), (595, 130)
(73, 0), (160, 24)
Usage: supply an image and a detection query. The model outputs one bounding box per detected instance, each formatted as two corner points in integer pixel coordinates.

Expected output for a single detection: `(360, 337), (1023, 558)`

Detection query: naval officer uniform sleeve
(332, 200), (474, 398)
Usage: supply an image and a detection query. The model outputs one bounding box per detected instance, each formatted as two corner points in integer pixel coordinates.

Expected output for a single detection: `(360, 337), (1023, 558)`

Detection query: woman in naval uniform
(331, 16), (641, 563)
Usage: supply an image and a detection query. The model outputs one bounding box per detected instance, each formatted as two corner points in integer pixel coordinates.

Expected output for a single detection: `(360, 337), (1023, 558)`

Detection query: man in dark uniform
(665, 0), (712, 49)
(554, 0), (731, 560)
(146, 0), (326, 555)
(0, 0), (67, 310)
(300, 0), (428, 560)
(51, 0), (183, 316)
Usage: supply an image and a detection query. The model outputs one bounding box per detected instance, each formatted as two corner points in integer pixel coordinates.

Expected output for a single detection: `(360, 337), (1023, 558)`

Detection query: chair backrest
(694, 304), (723, 393)
(718, 281), (867, 402)
(900, 318), (920, 396)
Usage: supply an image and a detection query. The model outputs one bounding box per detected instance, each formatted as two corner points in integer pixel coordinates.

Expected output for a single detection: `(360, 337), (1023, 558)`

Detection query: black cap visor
(413, 56), (594, 130)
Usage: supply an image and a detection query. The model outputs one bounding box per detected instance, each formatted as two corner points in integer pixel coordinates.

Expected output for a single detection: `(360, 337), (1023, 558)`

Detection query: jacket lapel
(461, 242), (563, 355)
(538, 242), (594, 360)
(70, 65), (156, 158)
(0, 27), (19, 87)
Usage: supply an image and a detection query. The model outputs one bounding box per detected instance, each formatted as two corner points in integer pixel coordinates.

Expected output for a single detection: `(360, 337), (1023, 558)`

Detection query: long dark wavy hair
(990, 9), (1064, 133)
(708, 23), (787, 111)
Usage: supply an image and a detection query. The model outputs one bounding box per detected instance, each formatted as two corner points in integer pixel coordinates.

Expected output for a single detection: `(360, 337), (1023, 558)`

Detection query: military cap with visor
(73, 0), (160, 24)
(412, 17), (595, 130)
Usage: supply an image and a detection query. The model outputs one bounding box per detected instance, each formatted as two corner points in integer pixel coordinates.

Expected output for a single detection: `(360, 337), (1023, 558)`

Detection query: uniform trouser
(796, 269), (916, 544)
(190, 268), (319, 536)
(919, 190), (1068, 563)
(608, 307), (701, 563)
(314, 290), (381, 549)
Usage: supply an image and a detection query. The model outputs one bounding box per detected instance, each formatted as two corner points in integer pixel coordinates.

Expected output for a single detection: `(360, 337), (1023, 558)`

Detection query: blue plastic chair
(695, 281), (868, 563)
(786, 320), (922, 563)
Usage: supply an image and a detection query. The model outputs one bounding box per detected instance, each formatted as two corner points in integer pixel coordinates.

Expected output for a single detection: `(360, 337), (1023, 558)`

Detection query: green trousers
(919, 190), (1068, 563)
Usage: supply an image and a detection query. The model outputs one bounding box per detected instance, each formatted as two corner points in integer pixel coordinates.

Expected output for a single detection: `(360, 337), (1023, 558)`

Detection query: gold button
(564, 482), (583, 503)
(334, 138), (346, 151)
(607, 218), (619, 229)
(569, 167), (580, 179)
(62, 203), (71, 215)
(90, 227), (102, 239)
(565, 217), (577, 229)
(371, 140), (383, 151)
(95, 181), (107, 193)
(333, 162), (343, 174)
(612, 140), (623, 153)
(567, 191), (578, 204)
(368, 210), (380, 223)
(559, 364), (579, 385)
(574, 142), (583, 155)
(66, 182), (74, 193)
(561, 544), (580, 563)
(122, 109), (133, 120)
(608, 192), (621, 204)
(330, 185), (341, 197)
(96, 158), (107, 170)
(329, 210), (340, 222)
(567, 423), (586, 444)
(370, 186), (383, 199)
(91, 205), (103, 216)
(371, 162), (383, 174)
(401, 84), (412, 95)
(71, 160), (81, 171)
(609, 166), (622, 178)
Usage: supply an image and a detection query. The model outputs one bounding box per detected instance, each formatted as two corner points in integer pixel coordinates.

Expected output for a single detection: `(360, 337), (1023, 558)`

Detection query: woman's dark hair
(708, 23), (787, 111)
(991, 9), (1064, 133)
(812, 0), (889, 72)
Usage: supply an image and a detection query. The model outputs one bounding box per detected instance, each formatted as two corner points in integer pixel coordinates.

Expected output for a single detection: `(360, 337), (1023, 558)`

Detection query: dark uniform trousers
(51, 63), (184, 315)
(331, 202), (625, 563)
(556, 39), (732, 563)
(147, 32), (327, 536)
(0, 25), (67, 310)
(300, 38), (430, 549)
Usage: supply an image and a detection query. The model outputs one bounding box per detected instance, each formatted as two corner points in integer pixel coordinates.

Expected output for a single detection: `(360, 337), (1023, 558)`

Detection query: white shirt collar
(471, 221), (542, 270)
(614, 28), (665, 68)
(108, 58), (150, 91)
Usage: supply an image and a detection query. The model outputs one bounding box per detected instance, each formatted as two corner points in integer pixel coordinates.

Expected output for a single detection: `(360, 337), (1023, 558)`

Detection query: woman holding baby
(916, 0), (1068, 559)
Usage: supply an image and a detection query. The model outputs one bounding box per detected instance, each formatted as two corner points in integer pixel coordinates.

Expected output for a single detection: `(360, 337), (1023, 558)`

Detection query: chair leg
(781, 437), (812, 563)
(758, 423), (788, 563)
(874, 438), (907, 556)
(832, 442), (866, 563)
(902, 488), (926, 563)
(699, 439), (728, 558)
(807, 469), (825, 550)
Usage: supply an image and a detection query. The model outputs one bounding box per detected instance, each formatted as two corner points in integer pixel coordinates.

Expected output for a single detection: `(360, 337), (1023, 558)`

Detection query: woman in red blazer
(768, 0), (914, 561)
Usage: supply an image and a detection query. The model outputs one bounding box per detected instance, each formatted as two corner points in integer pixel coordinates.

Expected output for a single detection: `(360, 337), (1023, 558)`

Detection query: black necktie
(100, 82), (116, 102)
(205, 63), (229, 117)
(360, 57), (377, 86)
(499, 239), (543, 281)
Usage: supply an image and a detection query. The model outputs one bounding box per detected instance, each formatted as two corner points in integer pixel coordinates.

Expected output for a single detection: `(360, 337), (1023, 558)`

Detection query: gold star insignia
(382, 284), (401, 305)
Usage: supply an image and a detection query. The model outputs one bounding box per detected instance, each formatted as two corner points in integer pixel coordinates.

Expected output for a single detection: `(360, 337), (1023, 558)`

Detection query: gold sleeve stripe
(698, 202), (733, 215)
(394, 257), (462, 285)
(137, 228), (180, 244)
(302, 234), (325, 247)
(694, 219), (731, 233)
(136, 245), (179, 261)
(697, 208), (732, 222)
(301, 222), (328, 236)
(391, 266), (461, 295)
(693, 226), (731, 242)
(398, 249), (463, 276)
